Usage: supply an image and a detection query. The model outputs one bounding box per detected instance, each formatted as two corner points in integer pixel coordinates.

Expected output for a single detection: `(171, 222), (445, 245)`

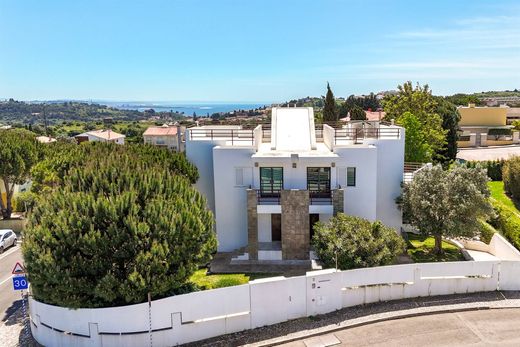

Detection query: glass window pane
(347, 167), (356, 187)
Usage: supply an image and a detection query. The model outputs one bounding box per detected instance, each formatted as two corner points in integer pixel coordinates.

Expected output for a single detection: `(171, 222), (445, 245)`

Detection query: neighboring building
(506, 108), (520, 124)
(185, 107), (404, 262)
(36, 136), (57, 144)
(458, 104), (517, 147)
(75, 129), (125, 144)
(143, 124), (182, 151)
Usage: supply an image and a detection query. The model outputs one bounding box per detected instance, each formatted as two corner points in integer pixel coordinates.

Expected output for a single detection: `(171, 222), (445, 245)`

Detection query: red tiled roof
(143, 126), (178, 136)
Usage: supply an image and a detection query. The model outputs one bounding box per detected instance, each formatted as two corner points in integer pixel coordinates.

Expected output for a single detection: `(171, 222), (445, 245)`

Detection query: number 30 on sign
(13, 276), (28, 291)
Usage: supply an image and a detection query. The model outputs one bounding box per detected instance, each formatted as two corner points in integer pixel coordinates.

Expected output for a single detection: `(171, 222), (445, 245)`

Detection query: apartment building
(143, 124), (183, 151)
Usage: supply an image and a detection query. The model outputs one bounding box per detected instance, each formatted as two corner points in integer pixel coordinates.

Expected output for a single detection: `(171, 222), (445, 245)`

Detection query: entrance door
(271, 214), (281, 241)
(309, 214), (319, 241)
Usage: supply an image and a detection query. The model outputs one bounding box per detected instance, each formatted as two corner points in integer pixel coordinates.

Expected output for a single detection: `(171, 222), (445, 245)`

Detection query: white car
(0, 229), (17, 253)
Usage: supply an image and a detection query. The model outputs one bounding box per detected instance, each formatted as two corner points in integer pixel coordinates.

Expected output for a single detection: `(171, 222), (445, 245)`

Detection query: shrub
(465, 160), (504, 181)
(479, 220), (497, 244)
(23, 144), (216, 308)
(12, 191), (37, 212)
(490, 199), (520, 250)
(488, 128), (512, 136)
(503, 156), (520, 199)
(312, 214), (406, 270)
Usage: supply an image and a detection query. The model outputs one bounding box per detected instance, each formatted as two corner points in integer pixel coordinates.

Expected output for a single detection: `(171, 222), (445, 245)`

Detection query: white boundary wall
(30, 258), (520, 347)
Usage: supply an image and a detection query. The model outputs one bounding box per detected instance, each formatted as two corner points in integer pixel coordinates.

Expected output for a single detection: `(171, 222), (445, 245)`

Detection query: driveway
(457, 145), (520, 161)
(279, 308), (520, 347)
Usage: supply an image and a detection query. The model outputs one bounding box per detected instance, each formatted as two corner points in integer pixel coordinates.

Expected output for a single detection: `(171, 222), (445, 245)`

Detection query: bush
(12, 191), (37, 212)
(312, 214), (406, 270)
(503, 156), (520, 199)
(488, 128), (512, 136)
(488, 198), (520, 250)
(465, 160), (504, 181)
(479, 220), (497, 244)
(23, 144), (216, 308)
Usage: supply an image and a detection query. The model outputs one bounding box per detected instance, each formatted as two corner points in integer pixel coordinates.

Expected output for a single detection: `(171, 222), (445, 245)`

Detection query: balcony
(255, 190), (332, 205)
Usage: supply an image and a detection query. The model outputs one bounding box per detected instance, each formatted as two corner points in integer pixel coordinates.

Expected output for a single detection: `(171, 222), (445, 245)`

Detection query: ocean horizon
(102, 101), (269, 116)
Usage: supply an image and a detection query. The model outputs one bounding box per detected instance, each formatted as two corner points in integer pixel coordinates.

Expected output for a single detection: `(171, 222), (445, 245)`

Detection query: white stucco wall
(366, 131), (405, 230)
(333, 146), (378, 221)
(258, 214), (272, 243)
(30, 256), (520, 347)
(213, 146), (255, 252)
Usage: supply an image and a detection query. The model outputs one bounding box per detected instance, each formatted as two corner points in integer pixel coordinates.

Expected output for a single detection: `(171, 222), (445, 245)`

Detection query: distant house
(36, 136), (57, 144)
(143, 124), (182, 151)
(75, 129), (125, 145)
(458, 104), (518, 147)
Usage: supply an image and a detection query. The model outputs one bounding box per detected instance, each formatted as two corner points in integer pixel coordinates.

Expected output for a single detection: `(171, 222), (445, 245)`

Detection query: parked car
(0, 229), (17, 253)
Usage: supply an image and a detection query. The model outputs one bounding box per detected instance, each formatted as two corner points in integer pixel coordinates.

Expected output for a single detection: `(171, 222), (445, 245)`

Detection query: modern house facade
(143, 124), (183, 151)
(185, 107), (405, 261)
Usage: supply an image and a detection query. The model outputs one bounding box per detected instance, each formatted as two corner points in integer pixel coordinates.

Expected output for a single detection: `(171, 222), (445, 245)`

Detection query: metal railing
(334, 127), (401, 144)
(187, 128), (255, 145)
(255, 190), (333, 205)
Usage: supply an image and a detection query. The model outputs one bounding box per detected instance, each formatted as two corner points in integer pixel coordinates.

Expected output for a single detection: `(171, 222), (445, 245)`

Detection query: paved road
(457, 145), (520, 161)
(279, 308), (520, 347)
(0, 244), (24, 323)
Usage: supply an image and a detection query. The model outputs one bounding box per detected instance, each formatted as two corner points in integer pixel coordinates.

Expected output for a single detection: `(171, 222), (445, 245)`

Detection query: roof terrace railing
(334, 127), (401, 144)
(187, 128), (255, 146)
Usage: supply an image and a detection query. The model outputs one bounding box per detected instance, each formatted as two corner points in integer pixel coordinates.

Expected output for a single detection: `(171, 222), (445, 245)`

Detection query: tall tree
(382, 82), (446, 162)
(435, 97), (460, 165)
(23, 143), (215, 308)
(0, 129), (41, 219)
(400, 165), (493, 255)
(322, 82), (338, 122)
(349, 105), (367, 121)
(397, 112), (431, 162)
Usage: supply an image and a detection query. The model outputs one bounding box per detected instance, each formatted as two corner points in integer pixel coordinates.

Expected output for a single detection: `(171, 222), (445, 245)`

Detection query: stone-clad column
(281, 190), (310, 260)
(332, 188), (344, 216)
(247, 189), (258, 260)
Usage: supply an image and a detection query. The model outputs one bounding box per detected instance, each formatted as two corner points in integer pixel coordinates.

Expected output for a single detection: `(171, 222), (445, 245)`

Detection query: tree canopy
(382, 82), (447, 163)
(0, 129), (41, 219)
(312, 214), (405, 270)
(400, 165), (494, 255)
(23, 142), (214, 308)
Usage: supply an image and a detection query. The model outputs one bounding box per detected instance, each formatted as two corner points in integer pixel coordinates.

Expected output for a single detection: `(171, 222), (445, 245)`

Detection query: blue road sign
(13, 275), (28, 291)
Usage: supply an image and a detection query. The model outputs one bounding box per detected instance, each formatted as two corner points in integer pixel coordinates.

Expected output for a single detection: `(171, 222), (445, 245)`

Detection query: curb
(255, 300), (520, 346)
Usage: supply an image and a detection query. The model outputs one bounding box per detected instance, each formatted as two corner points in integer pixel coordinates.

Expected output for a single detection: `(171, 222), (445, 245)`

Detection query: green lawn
(406, 233), (465, 263)
(488, 181), (520, 214)
(189, 269), (276, 290)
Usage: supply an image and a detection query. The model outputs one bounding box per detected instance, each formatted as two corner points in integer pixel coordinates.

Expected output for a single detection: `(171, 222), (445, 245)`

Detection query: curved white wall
(30, 258), (520, 346)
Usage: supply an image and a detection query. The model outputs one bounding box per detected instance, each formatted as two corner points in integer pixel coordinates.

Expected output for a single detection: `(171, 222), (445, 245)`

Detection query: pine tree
(23, 143), (215, 308)
(322, 82), (338, 122)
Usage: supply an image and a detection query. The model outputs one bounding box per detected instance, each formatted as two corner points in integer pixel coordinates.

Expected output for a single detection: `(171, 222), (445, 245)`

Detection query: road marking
(0, 275), (13, 287)
(0, 243), (20, 261)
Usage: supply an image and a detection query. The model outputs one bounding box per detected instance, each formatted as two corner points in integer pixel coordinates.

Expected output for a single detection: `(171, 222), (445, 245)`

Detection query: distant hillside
(0, 99), (184, 125)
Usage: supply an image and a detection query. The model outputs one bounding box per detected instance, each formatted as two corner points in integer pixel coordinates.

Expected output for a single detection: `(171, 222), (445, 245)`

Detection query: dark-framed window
(260, 167), (283, 196)
(347, 167), (356, 187)
(307, 167), (331, 197)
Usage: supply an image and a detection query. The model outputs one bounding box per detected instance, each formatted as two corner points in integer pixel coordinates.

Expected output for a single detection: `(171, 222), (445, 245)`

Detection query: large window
(260, 167), (283, 196)
(307, 167), (331, 197)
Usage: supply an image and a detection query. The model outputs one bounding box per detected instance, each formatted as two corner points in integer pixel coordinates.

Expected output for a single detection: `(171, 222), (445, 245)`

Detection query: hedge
(465, 160), (504, 181)
(489, 198), (520, 250)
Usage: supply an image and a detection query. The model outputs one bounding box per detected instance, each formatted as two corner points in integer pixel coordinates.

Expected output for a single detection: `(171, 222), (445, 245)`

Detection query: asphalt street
(0, 244), (25, 324)
(278, 308), (520, 347)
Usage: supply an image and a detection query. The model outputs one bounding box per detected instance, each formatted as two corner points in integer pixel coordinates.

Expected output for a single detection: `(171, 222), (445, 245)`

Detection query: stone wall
(281, 190), (309, 260)
(332, 188), (344, 216)
(246, 189), (258, 260)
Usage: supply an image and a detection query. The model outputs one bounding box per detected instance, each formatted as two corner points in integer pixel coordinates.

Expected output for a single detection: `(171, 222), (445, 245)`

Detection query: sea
(102, 101), (268, 116)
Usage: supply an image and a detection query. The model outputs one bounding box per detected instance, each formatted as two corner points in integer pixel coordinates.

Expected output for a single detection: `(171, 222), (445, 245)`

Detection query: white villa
(185, 107), (405, 262)
(75, 129), (125, 144)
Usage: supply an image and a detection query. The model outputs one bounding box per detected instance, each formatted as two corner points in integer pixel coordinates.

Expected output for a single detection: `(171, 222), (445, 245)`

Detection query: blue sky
(0, 0), (519, 102)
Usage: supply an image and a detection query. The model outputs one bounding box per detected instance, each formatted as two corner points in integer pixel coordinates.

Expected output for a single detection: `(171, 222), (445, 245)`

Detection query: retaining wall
(30, 258), (520, 347)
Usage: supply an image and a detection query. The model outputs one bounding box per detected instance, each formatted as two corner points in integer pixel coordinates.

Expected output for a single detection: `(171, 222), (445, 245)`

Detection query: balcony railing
(255, 190), (333, 205)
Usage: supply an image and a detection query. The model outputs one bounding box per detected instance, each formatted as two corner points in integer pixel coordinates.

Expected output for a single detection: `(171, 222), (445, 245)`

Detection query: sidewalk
(186, 291), (520, 347)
